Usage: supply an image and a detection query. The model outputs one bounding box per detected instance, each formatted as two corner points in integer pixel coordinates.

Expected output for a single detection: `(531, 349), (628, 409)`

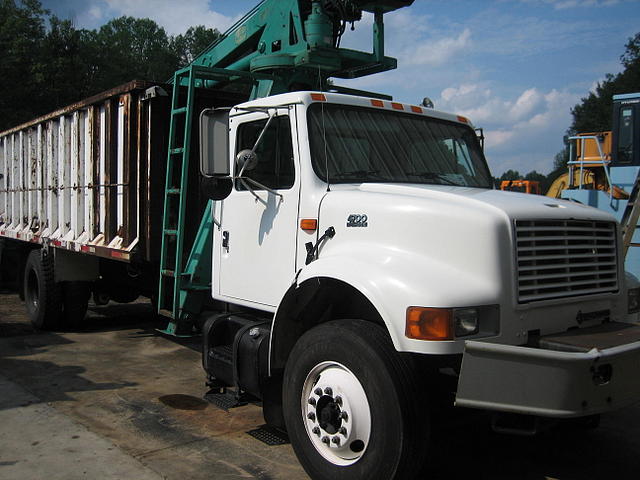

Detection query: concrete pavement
(0, 375), (162, 480)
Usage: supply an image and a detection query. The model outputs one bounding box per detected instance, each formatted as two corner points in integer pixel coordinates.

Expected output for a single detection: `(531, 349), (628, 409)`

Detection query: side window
(618, 107), (634, 164)
(236, 116), (295, 190)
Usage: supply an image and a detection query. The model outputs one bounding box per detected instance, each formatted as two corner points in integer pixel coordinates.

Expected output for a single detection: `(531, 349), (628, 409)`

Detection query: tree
(171, 25), (221, 67)
(38, 17), (97, 112)
(499, 170), (522, 181)
(0, 0), (48, 130)
(553, 147), (569, 171)
(0, 5), (228, 132)
(88, 16), (178, 89)
(570, 31), (640, 134)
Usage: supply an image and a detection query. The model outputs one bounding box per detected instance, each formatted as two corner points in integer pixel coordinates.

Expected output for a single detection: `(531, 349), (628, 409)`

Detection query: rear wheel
(61, 281), (91, 328)
(24, 249), (62, 330)
(283, 319), (428, 480)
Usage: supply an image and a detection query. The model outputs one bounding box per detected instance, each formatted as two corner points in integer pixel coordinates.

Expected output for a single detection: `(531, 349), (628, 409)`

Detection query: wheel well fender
(269, 277), (385, 372)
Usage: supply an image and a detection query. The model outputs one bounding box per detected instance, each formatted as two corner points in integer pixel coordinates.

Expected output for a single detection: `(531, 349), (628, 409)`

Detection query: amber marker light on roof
(371, 99), (384, 107)
(457, 115), (469, 124)
(391, 102), (404, 110)
(311, 93), (327, 102)
(405, 307), (454, 341)
(300, 219), (318, 231)
(411, 106), (423, 114)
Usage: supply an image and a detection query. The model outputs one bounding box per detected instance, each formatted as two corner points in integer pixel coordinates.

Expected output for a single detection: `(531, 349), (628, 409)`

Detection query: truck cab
(199, 90), (640, 480)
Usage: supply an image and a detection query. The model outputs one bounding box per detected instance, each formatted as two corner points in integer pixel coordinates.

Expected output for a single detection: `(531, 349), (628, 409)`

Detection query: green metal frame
(157, 1), (414, 335)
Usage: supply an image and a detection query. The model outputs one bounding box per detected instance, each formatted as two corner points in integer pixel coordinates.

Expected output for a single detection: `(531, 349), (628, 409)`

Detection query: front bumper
(455, 323), (640, 418)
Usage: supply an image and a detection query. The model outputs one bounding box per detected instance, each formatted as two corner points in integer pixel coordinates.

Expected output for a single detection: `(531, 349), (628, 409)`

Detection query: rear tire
(283, 319), (428, 480)
(24, 249), (62, 330)
(61, 282), (91, 329)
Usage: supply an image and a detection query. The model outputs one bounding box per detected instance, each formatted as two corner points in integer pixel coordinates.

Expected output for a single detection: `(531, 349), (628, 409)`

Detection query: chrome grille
(515, 220), (618, 303)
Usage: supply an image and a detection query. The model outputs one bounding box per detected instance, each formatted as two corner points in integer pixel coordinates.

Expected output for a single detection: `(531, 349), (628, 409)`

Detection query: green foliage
(171, 25), (222, 67)
(570, 31), (640, 134)
(0, 0), (48, 129)
(0, 0), (222, 132)
(88, 16), (177, 89)
(499, 170), (522, 181)
(553, 146), (569, 171)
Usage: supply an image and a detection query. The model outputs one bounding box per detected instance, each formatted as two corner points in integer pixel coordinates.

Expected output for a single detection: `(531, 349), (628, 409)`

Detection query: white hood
(349, 183), (615, 223)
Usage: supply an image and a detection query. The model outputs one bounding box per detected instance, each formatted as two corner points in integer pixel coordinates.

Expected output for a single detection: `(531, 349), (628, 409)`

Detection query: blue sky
(41, 0), (640, 176)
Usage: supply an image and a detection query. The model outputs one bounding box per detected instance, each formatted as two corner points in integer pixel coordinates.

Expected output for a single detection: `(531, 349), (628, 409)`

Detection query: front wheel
(283, 320), (428, 480)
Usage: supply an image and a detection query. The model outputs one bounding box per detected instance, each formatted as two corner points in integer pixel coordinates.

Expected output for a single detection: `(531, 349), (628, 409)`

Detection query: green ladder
(157, 66), (212, 336)
(157, 65), (276, 336)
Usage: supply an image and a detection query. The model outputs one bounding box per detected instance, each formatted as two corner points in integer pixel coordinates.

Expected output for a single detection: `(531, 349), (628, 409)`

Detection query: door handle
(222, 231), (230, 252)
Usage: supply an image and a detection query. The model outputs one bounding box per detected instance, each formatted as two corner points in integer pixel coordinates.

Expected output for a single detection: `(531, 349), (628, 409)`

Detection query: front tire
(283, 320), (428, 480)
(24, 249), (62, 330)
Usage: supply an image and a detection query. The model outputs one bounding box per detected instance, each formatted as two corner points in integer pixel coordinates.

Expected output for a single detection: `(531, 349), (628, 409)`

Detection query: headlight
(405, 306), (483, 340)
(454, 308), (479, 337)
(628, 287), (640, 314)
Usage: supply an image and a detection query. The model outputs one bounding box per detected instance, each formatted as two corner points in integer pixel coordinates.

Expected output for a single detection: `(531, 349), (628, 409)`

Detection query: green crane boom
(158, 0), (414, 335)
(188, 0), (415, 99)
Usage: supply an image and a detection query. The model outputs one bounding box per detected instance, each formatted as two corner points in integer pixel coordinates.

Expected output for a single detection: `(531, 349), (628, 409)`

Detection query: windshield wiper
(405, 171), (459, 186)
(332, 170), (383, 179)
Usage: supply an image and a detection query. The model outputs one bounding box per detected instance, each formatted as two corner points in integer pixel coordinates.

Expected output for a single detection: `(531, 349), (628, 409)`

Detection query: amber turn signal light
(300, 219), (318, 231)
(405, 307), (454, 340)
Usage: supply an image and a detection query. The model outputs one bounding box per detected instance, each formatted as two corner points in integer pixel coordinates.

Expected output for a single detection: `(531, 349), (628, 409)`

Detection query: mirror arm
(238, 110), (277, 178)
(235, 176), (283, 200)
(237, 177), (262, 202)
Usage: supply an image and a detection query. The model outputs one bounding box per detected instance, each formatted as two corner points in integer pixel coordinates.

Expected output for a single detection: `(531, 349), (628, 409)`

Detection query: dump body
(0, 81), (241, 267)
(0, 81), (167, 263)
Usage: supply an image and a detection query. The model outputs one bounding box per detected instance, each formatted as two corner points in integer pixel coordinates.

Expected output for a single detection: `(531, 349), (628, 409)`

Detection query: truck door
(215, 111), (299, 308)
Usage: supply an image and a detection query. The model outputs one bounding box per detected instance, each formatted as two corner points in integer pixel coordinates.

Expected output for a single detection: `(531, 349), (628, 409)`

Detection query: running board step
(247, 425), (289, 446)
(204, 388), (248, 411)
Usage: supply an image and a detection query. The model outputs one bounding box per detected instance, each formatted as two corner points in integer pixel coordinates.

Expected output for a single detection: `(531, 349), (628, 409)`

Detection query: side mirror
(200, 108), (230, 177)
(200, 176), (233, 201)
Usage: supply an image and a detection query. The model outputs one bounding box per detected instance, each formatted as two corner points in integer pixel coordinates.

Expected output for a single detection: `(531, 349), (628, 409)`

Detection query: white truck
(2, 2), (640, 479)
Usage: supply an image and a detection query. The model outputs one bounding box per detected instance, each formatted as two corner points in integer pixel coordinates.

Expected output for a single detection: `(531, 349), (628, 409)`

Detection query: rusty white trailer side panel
(0, 82), (162, 262)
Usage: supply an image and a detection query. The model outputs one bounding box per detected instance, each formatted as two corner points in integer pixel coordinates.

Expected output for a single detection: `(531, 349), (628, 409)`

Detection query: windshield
(307, 103), (493, 188)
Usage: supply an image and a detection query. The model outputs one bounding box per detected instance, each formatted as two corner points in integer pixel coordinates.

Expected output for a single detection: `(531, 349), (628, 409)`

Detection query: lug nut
(331, 436), (341, 446)
(308, 397), (316, 406)
(307, 412), (316, 422)
(321, 436), (330, 444)
(324, 387), (333, 396)
(340, 411), (349, 421)
(312, 427), (320, 436)
(339, 427), (347, 435)
(314, 388), (323, 396)
(335, 395), (342, 406)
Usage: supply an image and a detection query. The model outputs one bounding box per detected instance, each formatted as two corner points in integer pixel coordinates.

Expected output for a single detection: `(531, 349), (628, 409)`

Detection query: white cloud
(87, 6), (103, 20)
(485, 130), (516, 148)
(436, 83), (580, 174)
(513, 0), (621, 8)
(546, 0), (619, 9)
(509, 88), (544, 121)
(404, 29), (471, 66)
(103, 0), (235, 34)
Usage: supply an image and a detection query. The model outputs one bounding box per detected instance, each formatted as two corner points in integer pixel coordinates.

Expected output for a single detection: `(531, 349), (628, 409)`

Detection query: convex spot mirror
(200, 176), (233, 201)
(236, 149), (259, 173)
